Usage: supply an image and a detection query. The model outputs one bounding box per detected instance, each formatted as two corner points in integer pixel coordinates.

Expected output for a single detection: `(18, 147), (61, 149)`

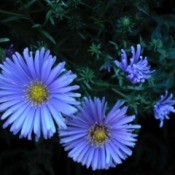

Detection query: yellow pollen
(27, 83), (48, 105)
(89, 124), (109, 146)
(93, 129), (107, 143)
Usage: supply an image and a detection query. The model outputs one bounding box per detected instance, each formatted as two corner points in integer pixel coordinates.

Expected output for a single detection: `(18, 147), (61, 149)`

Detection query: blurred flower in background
(154, 91), (175, 127)
(60, 97), (141, 170)
(0, 48), (80, 141)
(5, 44), (15, 59)
(0, 44), (15, 62)
(100, 55), (114, 72)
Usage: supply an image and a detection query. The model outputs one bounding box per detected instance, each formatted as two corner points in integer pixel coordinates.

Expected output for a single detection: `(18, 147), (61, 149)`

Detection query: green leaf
(45, 10), (54, 24)
(0, 9), (26, 16)
(32, 24), (42, 28)
(1, 16), (29, 23)
(136, 3), (149, 15)
(0, 38), (10, 43)
(0, 9), (29, 23)
(39, 29), (56, 44)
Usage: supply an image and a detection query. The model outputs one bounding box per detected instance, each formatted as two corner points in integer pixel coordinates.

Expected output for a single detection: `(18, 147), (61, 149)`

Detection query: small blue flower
(115, 44), (154, 84)
(100, 55), (113, 72)
(59, 97), (141, 170)
(5, 44), (15, 58)
(154, 91), (175, 127)
(0, 48), (80, 141)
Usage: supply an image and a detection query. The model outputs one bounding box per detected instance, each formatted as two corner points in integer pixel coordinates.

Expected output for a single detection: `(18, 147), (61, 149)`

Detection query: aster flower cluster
(0, 46), (141, 171)
(115, 44), (175, 127)
(1, 44), (174, 171)
(114, 44), (175, 127)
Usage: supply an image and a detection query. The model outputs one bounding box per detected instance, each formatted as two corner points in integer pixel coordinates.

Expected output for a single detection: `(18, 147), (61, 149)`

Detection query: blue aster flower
(0, 48), (80, 141)
(115, 44), (154, 84)
(59, 97), (141, 170)
(154, 91), (175, 127)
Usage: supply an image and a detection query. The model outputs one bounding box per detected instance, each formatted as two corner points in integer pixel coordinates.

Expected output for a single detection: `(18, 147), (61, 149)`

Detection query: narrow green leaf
(0, 9), (27, 17)
(32, 24), (42, 28)
(39, 29), (56, 44)
(0, 38), (10, 43)
(45, 10), (53, 23)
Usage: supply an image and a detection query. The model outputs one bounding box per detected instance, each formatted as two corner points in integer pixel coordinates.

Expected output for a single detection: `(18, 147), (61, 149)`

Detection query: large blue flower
(0, 48), (80, 141)
(115, 44), (154, 84)
(59, 97), (140, 170)
(154, 91), (175, 127)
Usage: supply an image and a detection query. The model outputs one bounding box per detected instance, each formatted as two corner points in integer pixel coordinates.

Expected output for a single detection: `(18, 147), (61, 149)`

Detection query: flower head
(115, 44), (154, 84)
(154, 91), (175, 127)
(59, 97), (140, 170)
(0, 48), (80, 141)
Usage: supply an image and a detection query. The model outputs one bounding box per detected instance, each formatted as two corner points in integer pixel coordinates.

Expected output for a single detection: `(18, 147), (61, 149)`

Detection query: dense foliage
(0, 0), (175, 174)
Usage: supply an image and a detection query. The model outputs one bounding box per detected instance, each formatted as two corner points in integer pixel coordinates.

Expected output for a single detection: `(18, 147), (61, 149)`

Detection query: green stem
(112, 88), (127, 98)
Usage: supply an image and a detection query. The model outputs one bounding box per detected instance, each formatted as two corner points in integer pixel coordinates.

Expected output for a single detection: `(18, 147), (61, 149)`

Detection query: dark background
(1, 0), (175, 175)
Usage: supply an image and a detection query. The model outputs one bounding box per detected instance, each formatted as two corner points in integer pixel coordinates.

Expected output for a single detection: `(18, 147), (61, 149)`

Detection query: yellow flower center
(27, 82), (48, 105)
(89, 124), (109, 146)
